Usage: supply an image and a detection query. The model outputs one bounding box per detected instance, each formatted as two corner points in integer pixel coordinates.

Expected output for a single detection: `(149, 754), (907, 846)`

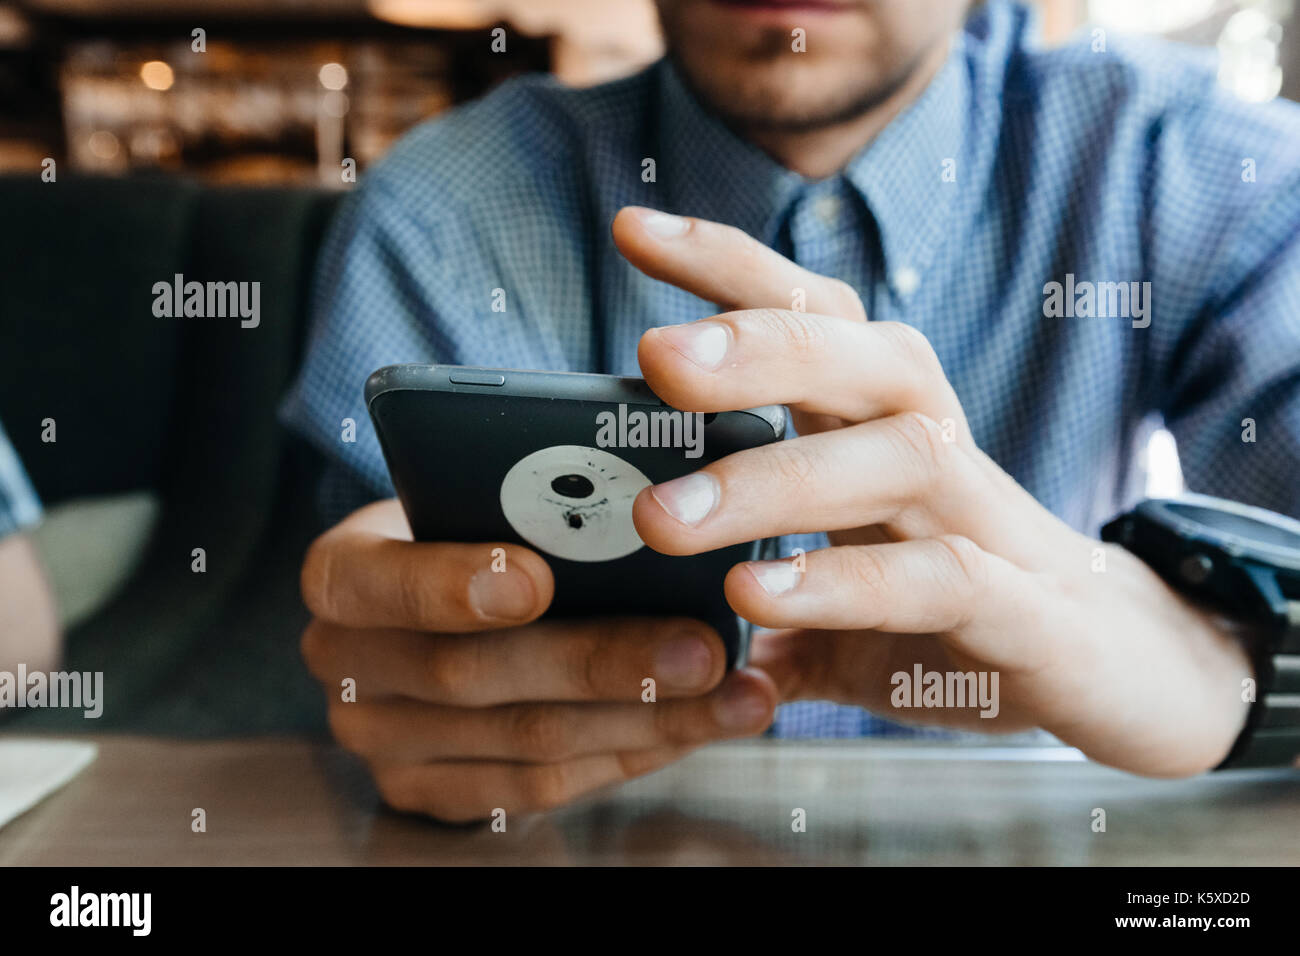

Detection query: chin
(677, 55), (891, 131)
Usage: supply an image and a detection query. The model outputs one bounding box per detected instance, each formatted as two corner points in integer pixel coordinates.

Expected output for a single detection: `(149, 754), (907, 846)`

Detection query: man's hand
(613, 205), (1254, 778)
(299, 499), (778, 823)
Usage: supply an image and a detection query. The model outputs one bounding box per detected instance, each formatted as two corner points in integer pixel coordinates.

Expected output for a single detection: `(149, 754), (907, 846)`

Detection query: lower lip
(710, 0), (850, 17)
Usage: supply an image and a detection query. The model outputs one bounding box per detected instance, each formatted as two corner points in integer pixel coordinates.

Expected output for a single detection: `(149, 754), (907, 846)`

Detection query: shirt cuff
(0, 425), (43, 539)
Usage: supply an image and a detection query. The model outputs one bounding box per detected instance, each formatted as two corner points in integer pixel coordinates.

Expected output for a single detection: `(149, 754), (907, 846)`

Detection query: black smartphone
(364, 364), (788, 668)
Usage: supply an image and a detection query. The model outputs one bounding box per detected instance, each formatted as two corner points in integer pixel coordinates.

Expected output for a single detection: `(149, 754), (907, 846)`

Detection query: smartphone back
(365, 365), (787, 667)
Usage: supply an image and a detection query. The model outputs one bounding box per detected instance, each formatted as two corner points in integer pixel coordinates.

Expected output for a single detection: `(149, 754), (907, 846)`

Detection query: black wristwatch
(1101, 494), (1300, 770)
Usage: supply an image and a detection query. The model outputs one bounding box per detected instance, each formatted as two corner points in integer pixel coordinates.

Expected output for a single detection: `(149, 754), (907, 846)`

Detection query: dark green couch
(0, 174), (343, 735)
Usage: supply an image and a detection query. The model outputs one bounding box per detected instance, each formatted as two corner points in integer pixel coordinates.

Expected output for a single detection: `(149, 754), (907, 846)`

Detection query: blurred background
(0, 0), (1294, 186)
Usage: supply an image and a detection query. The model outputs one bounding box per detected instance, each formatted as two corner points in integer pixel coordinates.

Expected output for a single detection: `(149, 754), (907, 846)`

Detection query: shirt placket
(785, 178), (880, 321)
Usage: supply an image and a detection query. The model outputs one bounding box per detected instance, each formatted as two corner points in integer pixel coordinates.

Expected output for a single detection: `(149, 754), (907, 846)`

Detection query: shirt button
(894, 266), (921, 297)
(811, 194), (841, 225)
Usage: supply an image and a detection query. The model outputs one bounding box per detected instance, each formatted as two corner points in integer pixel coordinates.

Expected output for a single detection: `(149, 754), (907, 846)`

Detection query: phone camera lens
(551, 474), (595, 499)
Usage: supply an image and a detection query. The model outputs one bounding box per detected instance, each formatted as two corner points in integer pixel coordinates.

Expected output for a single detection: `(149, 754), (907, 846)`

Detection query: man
(281, 0), (1300, 821)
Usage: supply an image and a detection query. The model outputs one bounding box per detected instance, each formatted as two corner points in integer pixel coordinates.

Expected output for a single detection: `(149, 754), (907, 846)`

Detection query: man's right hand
(298, 499), (779, 823)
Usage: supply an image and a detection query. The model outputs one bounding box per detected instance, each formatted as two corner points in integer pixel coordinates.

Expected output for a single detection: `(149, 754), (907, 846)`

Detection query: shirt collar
(842, 34), (971, 298)
(656, 32), (972, 297)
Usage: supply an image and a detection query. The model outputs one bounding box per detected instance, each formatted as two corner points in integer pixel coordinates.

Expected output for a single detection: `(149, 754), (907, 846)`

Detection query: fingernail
(651, 472), (719, 526)
(716, 678), (769, 730)
(655, 635), (714, 690)
(468, 568), (535, 621)
(746, 560), (799, 597)
(656, 322), (728, 371)
(639, 209), (690, 239)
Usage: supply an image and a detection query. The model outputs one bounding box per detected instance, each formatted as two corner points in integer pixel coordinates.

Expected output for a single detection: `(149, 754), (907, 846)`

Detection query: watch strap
(1218, 577), (1300, 769)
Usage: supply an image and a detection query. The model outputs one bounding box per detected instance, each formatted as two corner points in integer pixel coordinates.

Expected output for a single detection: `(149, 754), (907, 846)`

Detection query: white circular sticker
(499, 445), (650, 563)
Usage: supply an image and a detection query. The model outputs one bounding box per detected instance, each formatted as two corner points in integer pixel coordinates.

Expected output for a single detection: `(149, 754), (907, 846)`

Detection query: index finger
(611, 206), (867, 320)
(303, 614), (728, 706)
(301, 499), (555, 632)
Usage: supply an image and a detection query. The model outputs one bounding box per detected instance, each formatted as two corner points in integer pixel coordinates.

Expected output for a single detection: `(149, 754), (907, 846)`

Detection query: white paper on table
(0, 739), (97, 829)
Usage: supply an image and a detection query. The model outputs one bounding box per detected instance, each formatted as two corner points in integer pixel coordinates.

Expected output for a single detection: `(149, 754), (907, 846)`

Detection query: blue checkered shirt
(0, 419), (41, 538)
(281, 0), (1300, 738)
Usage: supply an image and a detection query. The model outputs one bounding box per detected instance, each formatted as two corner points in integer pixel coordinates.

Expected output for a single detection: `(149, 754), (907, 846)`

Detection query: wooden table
(3, 735), (1298, 865)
